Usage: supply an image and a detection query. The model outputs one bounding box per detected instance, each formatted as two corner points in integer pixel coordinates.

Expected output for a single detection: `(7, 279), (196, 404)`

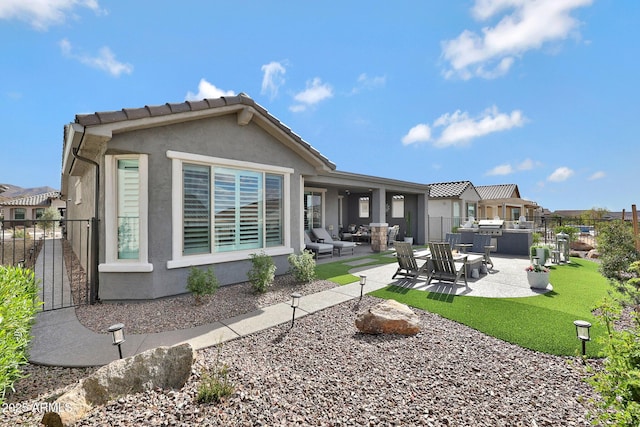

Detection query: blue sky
(1, 0), (638, 212)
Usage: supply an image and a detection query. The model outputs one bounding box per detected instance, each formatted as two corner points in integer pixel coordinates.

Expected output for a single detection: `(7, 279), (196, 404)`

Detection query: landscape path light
(359, 274), (367, 300)
(573, 320), (592, 358)
(290, 292), (301, 328)
(108, 323), (126, 359)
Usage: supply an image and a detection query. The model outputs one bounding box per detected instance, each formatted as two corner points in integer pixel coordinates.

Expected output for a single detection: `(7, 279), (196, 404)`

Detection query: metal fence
(1, 219), (94, 311)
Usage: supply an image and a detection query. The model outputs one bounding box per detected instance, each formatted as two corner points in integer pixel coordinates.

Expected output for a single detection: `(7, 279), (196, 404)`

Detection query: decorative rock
(586, 249), (600, 259)
(55, 343), (194, 425)
(355, 300), (420, 335)
(41, 412), (63, 427)
(571, 241), (594, 251)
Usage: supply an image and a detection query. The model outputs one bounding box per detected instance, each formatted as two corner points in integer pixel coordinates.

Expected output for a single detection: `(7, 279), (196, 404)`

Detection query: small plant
(288, 250), (316, 284)
(405, 211), (412, 237)
(532, 232), (542, 246)
(196, 344), (234, 404)
(525, 264), (549, 273)
(37, 207), (61, 235)
(187, 266), (219, 305)
(247, 252), (276, 293)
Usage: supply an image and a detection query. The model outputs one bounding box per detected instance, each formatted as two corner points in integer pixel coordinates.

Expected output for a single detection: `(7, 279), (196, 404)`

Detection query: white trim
(99, 263), (153, 272)
(167, 151), (293, 268)
(167, 243), (293, 269)
(167, 150), (294, 175)
(103, 154), (151, 272)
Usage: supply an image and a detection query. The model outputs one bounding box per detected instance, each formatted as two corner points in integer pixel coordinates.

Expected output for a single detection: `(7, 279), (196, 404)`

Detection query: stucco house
(476, 184), (541, 222)
(427, 180), (481, 232)
(61, 94), (430, 301)
(0, 191), (65, 225)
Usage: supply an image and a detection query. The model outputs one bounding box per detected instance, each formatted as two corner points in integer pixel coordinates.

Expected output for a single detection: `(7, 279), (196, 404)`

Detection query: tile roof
(475, 184), (519, 200)
(428, 181), (473, 198)
(2, 191), (60, 207)
(73, 94), (336, 171)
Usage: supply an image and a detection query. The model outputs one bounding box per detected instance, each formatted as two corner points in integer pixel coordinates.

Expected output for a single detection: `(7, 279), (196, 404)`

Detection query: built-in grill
(477, 219), (505, 236)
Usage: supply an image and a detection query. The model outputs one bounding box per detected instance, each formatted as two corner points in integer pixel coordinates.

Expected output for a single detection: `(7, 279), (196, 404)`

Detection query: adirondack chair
(427, 242), (468, 286)
(392, 241), (428, 280)
(445, 232), (461, 248)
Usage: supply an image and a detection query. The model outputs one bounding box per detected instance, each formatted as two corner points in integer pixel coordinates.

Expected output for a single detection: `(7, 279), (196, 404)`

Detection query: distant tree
(38, 207), (61, 235)
(580, 206), (610, 224)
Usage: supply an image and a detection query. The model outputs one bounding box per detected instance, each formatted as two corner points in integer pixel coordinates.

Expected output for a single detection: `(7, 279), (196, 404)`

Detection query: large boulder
(355, 300), (420, 335)
(55, 343), (194, 425)
(571, 240), (594, 251)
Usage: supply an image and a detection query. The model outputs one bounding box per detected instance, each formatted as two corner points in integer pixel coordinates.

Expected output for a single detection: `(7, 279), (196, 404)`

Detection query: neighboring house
(476, 184), (541, 221)
(428, 181), (481, 225)
(0, 191), (65, 224)
(61, 94), (430, 301)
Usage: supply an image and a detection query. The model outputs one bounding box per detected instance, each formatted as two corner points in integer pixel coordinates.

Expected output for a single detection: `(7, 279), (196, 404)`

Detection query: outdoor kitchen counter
(459, 228), (532, 256)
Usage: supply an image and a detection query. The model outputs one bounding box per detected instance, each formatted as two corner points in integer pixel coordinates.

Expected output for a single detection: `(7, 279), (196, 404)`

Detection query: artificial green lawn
(317, 254), (611, 357)
(370, 257), (610, 357)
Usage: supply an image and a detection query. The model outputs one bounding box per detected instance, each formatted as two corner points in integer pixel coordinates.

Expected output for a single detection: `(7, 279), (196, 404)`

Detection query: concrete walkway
(29, 252), (549, 368)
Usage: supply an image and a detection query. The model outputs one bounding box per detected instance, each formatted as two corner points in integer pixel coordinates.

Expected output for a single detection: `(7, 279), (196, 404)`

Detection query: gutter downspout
(72, 138), (100, 304)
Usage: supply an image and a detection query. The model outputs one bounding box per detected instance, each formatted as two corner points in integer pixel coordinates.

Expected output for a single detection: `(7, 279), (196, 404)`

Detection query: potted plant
(525, 263), (550, 289)
(404, 211), (413, 245)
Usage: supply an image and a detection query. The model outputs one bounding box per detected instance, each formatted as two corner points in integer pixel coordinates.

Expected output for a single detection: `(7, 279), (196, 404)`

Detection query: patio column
(370, 222), (388, 252)
(370, 187), (386, 223)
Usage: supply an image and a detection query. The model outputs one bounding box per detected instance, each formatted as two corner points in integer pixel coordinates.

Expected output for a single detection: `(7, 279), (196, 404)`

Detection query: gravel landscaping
(3, 287), (602, 426)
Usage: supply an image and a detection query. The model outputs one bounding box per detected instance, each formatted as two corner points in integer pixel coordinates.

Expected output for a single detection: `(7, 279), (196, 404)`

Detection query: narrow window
(265, 174), (283, 247)
(359, 197), (370, 218)
(392, 195), (404, 218)
(117, 159), (140, 259)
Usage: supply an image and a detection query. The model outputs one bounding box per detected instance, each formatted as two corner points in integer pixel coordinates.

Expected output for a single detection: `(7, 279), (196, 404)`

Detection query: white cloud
(0, 0), (102, 30)
(185, 79), (235, 101)
(352, 73), (386, 94)
(433, 106), (525, 147)
(441, 0), (593, 80)
(485, 157), (537, 176)
(60, 38), (132, 77)
(401, 124), (432, 146)
(260, 61), (286, 99)
(486, 163), (514, 176)
(517, 158), (534, 170)
(588, 171), (606, 181)
(289, 78), (333, 112)
(548, 166), (574, 182)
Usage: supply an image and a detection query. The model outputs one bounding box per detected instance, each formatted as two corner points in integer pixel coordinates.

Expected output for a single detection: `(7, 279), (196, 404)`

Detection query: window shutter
(265, 174), (283, 246)
(183, 164), (210, 254)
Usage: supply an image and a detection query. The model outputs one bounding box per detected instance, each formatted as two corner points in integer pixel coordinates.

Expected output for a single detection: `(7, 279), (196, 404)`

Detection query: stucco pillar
(370, 222), (388, 252)
(371, 187), (386, 224)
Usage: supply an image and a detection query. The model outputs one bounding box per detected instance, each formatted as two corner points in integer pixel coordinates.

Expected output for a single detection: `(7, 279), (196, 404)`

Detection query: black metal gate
(0, 218), (96, 311)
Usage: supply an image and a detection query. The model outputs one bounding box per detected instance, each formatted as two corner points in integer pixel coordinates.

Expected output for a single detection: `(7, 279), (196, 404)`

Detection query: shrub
(288, 250), (316, 284)
(0, 266), (41, 404)
(247, 252), (276, 293)
(597, 220), (640, 282)
(196, 344), (234, 404)
(553, 225), (578, 242)
(186, 266), (219, 305)
(37, 207), (62, 235)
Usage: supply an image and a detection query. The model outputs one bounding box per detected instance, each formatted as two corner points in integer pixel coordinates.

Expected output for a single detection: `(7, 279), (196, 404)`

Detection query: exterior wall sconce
(573, 320), (591, 358)
(359, 275), (367, 300)
(108, 323), (126, 359)
(290, 292), (301, 328)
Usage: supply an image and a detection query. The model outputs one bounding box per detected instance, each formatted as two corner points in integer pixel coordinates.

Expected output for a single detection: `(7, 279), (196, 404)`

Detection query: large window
(168, 151), (291, 268)
(466, 202), (476, 220)
(14, 208), (25, 220)
(100, 154), (151, 273)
